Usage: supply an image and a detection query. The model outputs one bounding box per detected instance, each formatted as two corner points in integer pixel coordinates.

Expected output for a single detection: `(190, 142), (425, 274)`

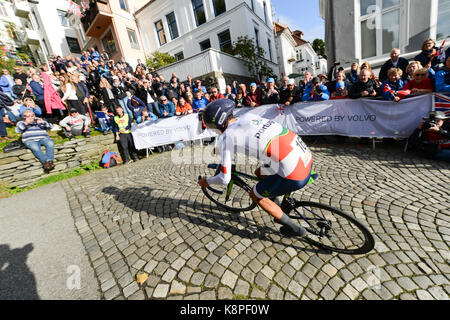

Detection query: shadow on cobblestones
(102, 186), (321, 255)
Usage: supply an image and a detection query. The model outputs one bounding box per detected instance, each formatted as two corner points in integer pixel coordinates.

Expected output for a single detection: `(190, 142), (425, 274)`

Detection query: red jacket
(245, 90), (262, 107)
(403, 78), (433, 91)
(209, 93), (225, 102)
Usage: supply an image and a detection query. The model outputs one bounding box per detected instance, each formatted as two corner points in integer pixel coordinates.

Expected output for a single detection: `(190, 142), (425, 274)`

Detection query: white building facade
(135, 0), (279, 89)
(294, 42), (328, 77)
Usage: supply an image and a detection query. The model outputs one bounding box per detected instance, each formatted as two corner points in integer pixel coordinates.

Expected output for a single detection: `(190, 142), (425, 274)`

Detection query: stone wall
(0, 135), (119, 189)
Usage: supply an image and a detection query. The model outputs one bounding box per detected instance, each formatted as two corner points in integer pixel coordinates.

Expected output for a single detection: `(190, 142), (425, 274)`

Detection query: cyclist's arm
(206, 142), (232, 185)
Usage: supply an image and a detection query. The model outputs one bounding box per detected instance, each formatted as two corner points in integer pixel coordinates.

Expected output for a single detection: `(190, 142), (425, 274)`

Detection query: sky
(271, 0), (325, 42)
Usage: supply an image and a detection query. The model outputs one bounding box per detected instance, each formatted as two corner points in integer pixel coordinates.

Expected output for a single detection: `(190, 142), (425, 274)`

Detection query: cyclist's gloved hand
(198, 177), (209, 188)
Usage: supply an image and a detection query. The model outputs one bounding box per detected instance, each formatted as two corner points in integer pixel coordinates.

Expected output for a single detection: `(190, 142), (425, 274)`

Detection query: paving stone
(218, 287), (233, 300)
(204, 274), (220, 288)
(416, 290), (434, 300)
(170, 280), (187, 295)
(234, 279), (250, 296)
(428, 286), (449, 300)
(123, 282), (139, 298)
(268, 284), (284, 300)
(153, 284), (170, 298)
(221, 270), (238, 289)
(255, 273), (271, 291)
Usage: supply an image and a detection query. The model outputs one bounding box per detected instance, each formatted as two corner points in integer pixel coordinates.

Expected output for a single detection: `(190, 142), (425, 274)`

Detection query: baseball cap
(267, 78), (275, 83)
(250, 83), (257, 87)
(423, 111), (449, 121)
(287, 79), (295, 85)
(112, 75), (119, 80)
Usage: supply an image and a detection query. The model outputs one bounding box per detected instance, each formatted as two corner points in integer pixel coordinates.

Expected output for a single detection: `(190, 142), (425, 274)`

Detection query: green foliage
(145, 51), (177, 70)
(231, 36), (275, 80)
(312, 39), (326, 58)
(0, 50), (18, 74)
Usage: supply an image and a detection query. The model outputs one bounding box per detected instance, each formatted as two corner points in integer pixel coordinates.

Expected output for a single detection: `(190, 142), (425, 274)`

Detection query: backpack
(101, 150), (120, 168)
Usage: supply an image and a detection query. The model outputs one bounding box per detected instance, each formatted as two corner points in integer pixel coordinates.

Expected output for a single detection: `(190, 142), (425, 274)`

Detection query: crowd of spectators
(1, 38), (449, 168)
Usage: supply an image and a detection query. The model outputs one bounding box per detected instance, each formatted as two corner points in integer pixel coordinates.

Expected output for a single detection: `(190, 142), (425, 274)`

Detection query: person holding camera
(409, 111), (449, 162)
(349, 69), (381, 99)
(262, 78), (280, 105)
(15, 109), (55, 170)
(302, 77), (330, 101)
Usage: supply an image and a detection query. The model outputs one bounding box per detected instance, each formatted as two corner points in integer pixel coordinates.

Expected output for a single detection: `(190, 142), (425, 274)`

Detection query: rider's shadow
(102, 186), (323, 254)
(0, 243), (40, 300)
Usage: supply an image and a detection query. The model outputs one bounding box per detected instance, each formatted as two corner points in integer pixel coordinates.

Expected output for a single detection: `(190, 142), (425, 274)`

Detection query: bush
(145, 51), (177, 70)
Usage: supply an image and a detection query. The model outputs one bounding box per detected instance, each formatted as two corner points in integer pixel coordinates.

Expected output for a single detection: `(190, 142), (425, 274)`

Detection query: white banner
(131, 113), (217, 150)
(131, 94), (433, 149)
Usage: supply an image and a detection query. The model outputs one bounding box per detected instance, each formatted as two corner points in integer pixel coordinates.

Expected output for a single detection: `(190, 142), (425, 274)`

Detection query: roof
(274, 23), (309, 46)
(274, 22), (288, 34)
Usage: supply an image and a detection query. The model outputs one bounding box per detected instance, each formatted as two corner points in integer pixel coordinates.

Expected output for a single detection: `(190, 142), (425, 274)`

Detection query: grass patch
(0, 162), (102, 198)
(232, 294), (248, 300)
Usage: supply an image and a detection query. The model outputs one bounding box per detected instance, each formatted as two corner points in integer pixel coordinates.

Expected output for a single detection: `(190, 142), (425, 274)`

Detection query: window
(267, 38), (272, 61)
(101, 29), (117, 55)
(263, 1), (268, 24)
(127, 29), (139, 49)
(57, 10), (70, 27)
(0, 2), (7, 16)
(254, 28), (259, 48)
(154, 20), (167, 46)
(119, 0), (128, 11)
(66, 36), (81, 54)
(358, 0), (401, 59)
(174, 51), (184, 61)
(166, 12), (179, 40)
(437, 0), (450, 40)
(213, 0), (226, 16)
(192, 0), (206, 26)
(199, 39), (211, 51)
(218, 30), (232, 54)
(250, 0), (254, 11)
(42, 39), (49, 56)
(30, 10), (40, 30)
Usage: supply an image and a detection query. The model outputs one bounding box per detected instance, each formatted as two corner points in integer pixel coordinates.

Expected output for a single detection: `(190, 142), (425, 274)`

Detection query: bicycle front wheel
(291, 201), (375, 255)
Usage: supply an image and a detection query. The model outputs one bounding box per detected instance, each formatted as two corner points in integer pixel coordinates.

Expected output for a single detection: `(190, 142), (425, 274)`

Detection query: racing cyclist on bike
(198, 99), (313, 237)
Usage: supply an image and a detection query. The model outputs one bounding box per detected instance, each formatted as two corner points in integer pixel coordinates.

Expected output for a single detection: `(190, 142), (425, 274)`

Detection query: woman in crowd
(402, 68), (434, 95)
(404, 61), (423, 82)
(61, 74), (86, 114)
(414, 39), (446, 71)
(99, 77), (116, 113)
(234, 88), (246, 107)
(346, 62), (360, 84)
(381, 68), (409, 102)
(175, 97), (193, 116)
(185, 91), (194, 105)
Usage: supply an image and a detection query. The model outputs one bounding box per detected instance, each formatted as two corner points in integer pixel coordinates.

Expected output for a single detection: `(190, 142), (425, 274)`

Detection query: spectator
(346, 63), (360, 84)
(192, 90), (209, 112)
(113, 105), (138, 165)
(0, 92), (16, 140)
(136, 79), (159, 116)
(303, 77), (330, 101)
(1, 69), (16, 99)
(20, 97), (42, 118)
(381, 68), (408, 102)
(279, 76), (289, 93)
(403, 68), (433, 95)
(184, 75), (194, 91)
(435, 56), (450, 93)
(280, 79), (302, 105)
(234, 88), (246, 108)
(29, 73), (46, 114)
(141, 108), (158, 123)
(328, 72), (351, 99)
(112, 75), (132, 119)
(12, 78), (33, 101)
(262, 78), (280, 104)
(89, 48), (101, 62)
(61, 75), (86, 115)
(414, 39), (446, 71)
(158, 96), (176, 118)
(360, 62), (378, 84)
(224, 85), (235, 100)
(73, 73), (90, 114)
(349, 69), (381, 99)
(209, 87), (225, 102)
(176, 97), (194, 116)
(137, 59), (147, 71)
(127, 95), (147, 124)
(59, 108), (91, 139)
(13, 66), (28, 85)
(95, 105), (114, 134)
(379, 48), (409, 82)
(193, 79), (207, 94)
(245, 83), (262, 107)
(100, 51), (109, 61)
(15, 109), (55, 170)
(185, 92), (194, 105)
(99, 77), (117, 112)
(404, 61), (423, 82)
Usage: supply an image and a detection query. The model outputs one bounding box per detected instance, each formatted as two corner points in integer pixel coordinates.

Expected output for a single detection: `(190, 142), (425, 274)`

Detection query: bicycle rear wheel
(201, 166), (257, 213)
(290, 201), (375, 254)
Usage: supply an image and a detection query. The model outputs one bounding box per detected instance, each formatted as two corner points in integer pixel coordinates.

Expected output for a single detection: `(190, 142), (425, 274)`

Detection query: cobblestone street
(61, 143), (450, 300)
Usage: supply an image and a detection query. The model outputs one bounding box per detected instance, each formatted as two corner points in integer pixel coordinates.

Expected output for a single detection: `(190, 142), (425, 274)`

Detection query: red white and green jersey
(207, 113), (313, 185)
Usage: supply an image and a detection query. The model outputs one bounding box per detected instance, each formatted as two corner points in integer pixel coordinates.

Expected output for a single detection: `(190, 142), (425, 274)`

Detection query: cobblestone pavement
(61, 143), (450, 300)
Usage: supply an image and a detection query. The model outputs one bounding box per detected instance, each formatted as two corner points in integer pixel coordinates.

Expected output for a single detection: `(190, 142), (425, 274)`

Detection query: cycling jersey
(206, 113), (313, 186)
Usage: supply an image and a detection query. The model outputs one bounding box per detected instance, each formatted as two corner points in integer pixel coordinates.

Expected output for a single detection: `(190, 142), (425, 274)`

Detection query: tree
(0, 50), (17, 74)
(312, 39), (326, 58)
(145, 51), (176, 70)
(231, 36), (275, 80)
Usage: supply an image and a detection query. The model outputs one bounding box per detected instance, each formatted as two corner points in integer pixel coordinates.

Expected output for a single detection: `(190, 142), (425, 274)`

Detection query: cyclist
(198, 99), (313, 237)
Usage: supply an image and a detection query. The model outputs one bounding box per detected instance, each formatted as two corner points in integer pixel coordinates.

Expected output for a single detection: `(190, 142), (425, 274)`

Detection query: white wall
(136, 0), (276, 62)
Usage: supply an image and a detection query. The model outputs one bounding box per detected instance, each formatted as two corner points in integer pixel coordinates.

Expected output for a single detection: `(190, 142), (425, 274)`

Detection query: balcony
(80, 0), (112, 38)
(13, 0), (30, 18)
(25, 28), (40, 45)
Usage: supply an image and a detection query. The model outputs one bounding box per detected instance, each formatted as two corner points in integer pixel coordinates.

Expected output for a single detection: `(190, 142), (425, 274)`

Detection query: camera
(422, 119), (437, 131)
(315, 87), (322, 94)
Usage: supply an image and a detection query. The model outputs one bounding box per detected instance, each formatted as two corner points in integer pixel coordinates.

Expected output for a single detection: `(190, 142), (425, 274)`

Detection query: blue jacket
(302, 84), (330, 101)
(20, 105), (42, 117)
(77, 82), (90, 98)
(29, 80), (45, 101)
(89, 51), (101, 62)
(435, 69), (450, 93)
(127, 96), (147, 118)
(158, 101), (176, 118)
(192, 97), (209, 112)
(0, 75), (15, 95)
(381, 79), (405, 100)
(346, 70), (359, 84)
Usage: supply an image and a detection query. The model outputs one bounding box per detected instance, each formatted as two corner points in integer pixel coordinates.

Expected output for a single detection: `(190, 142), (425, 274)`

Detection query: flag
(81, 0), (89, 10)
(68, 1), (82, 17)
(435, 93), (450, 117)
(277, 104), (284, 116)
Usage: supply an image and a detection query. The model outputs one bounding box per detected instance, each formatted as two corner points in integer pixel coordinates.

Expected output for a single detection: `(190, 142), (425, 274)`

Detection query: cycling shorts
(253, 164), (313, 199)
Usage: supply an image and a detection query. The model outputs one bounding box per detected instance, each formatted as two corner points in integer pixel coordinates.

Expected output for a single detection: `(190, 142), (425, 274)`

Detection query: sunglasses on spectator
(415, 74), (426, 77)
(161, 99), (167, 102)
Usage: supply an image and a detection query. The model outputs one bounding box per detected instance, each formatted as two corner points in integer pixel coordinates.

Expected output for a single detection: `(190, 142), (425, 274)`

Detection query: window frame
(263, 1), (268, 25)
(431, 0), (450, 41)
(119, 0), (129, 12)
(354, 0), (408, 61)
(267, 38), (272, 61)
(212, 0), (226, 17)
(218, 29), (232, 54)
(174, 51), (184, 61)
(57, 9), (70, 27)
(166, 11), (179, 40)
(101, 27), (118, 55)
(254, 28), (260, 48)
(127, 28), (140, 49)
(154, 19), (167, 46)
(0, 2), (8, 16)
(199, 38), (211, 51)
(66, 36), (82, 54)
(192, 0), (207, 27)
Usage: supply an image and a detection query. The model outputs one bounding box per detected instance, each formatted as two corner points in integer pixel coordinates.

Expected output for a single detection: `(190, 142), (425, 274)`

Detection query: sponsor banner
(132, 94), (433, 149)
(131, 113), (217, 150)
